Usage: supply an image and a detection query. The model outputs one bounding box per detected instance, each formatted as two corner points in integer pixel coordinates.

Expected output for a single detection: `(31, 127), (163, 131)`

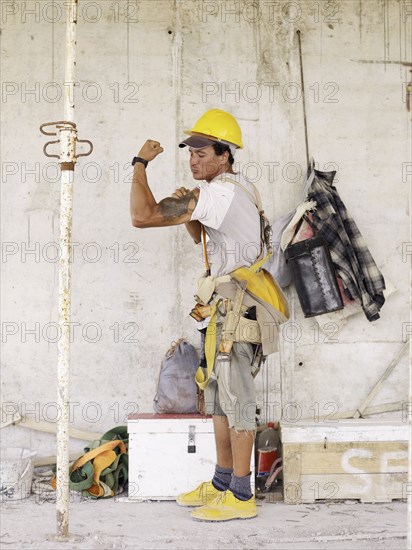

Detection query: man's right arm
(185, 220), (202, 244)
(172, 187), (202, 244)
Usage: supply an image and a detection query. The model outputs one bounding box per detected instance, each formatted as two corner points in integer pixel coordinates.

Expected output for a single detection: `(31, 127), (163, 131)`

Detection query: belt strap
(88, 450), (117, 497)
(249, 253), (272, 273)
(71, 440), (127, 469)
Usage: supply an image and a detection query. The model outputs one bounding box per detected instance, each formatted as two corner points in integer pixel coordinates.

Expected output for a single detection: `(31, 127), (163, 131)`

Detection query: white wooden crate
(127, 413), (216, 501)
(280, 420), (409, 504)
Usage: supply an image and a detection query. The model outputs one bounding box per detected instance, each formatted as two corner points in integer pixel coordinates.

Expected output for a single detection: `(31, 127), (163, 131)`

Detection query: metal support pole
(408, 333), (411, 550)
(39, 3), (92, 541)
(55, 170), (73, 540)
(56, 0), (77, 540)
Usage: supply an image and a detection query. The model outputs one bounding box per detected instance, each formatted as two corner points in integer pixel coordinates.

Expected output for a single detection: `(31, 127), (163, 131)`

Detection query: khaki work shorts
(202, 314), (258, 431)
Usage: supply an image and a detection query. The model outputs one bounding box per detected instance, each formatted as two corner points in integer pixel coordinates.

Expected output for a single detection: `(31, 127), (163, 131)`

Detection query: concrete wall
(1, 0), (410, 456)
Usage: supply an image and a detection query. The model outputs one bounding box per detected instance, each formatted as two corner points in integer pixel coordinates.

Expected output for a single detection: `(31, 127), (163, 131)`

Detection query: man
(130, 109), (263, 521)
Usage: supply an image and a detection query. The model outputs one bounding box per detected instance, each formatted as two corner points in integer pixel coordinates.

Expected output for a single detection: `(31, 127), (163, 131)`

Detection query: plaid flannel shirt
(307, 169), (385, 322)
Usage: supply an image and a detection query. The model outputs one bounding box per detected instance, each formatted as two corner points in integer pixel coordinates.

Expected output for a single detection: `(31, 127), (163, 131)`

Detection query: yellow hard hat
(181, 109), (244, 149)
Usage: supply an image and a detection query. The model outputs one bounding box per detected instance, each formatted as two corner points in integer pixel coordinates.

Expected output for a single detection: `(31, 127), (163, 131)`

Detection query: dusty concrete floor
(0, 495), (408, 549)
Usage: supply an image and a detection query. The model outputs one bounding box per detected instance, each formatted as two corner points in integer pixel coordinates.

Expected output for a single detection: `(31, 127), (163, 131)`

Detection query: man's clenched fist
(138, 140), (164, 162)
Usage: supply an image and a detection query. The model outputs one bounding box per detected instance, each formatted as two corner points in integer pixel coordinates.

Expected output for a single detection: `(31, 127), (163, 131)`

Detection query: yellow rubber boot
(176, 481), (221, 507)
(190, 490), (257, 522)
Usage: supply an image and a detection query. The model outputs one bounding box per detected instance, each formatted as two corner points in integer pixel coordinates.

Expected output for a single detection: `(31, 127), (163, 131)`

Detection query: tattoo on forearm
(158, 192), (198, 221)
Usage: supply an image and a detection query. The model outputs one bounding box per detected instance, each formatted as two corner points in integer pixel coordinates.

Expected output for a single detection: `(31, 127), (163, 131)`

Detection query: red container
(256, 422), (279, 477)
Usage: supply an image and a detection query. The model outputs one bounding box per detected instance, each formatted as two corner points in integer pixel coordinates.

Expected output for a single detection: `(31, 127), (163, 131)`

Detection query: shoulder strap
(222, 176), (267, 261)
(221, 175), (263, 212)
(200, 177), (268, 270)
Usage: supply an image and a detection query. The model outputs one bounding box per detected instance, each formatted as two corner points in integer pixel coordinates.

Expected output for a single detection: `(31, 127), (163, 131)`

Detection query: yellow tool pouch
(231, 255), (288, 317)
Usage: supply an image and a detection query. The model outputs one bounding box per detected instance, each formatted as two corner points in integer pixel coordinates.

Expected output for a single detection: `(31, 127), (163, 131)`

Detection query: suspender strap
(222, 176), (268, 260)
(201, 224), (211, 275)
(200, 175), (268, 272)
(195, 302), (218, 390)
(221, 175), (263, 211)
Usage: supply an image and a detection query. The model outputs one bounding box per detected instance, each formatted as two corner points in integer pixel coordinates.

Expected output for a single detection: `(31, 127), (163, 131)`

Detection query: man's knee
(220, 399), (256, 431)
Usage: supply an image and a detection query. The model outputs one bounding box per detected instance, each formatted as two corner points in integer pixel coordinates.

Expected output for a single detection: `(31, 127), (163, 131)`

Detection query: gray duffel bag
(153, 339), (199, 414)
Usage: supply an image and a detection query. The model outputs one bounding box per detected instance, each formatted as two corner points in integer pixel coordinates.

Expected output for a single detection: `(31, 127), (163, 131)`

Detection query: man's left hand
(138, 140), (164, 162)
(171, 187), (191, 199)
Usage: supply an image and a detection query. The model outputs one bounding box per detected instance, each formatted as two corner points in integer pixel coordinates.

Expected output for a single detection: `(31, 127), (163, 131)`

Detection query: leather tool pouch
(284, 215), (343, 318)
(194, 275), (216, 306)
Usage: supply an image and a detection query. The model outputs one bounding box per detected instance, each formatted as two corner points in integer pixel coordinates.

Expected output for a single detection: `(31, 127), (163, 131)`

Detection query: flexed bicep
(158, 189), (199, 222)
(134, 187), (200, 228)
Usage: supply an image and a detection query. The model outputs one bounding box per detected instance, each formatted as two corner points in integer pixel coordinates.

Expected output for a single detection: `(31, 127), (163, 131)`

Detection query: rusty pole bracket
(40, 121), (93, 169)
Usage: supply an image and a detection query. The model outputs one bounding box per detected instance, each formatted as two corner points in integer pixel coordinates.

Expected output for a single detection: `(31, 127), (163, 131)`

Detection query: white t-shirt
(190, 172), (261, 277)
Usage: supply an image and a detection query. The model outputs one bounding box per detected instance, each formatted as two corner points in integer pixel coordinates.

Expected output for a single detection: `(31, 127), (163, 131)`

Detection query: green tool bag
(52, 426), (128, 499)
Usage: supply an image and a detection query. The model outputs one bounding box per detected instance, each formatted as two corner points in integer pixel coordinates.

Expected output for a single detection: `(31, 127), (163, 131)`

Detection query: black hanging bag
(284, 215), (344, 318)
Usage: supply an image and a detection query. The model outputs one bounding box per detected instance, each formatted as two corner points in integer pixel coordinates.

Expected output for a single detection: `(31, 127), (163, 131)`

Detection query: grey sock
(212, 464), (233, 491)
(229, 472), (253, 501)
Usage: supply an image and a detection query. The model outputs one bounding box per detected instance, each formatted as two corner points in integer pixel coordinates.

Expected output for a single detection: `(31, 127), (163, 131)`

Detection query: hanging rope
(297, 30), (310, 167)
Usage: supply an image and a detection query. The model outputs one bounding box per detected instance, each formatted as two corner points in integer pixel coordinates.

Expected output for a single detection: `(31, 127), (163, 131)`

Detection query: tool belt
(192, 249), (274, 391)
(191, 297), (261, 343)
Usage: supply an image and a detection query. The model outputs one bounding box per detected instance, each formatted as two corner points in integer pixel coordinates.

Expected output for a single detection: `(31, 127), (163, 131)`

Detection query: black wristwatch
(132, 156), (148, 168)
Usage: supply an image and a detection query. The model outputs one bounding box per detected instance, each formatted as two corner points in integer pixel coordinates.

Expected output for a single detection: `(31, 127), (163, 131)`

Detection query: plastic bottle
(256, 422), (279, 478)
